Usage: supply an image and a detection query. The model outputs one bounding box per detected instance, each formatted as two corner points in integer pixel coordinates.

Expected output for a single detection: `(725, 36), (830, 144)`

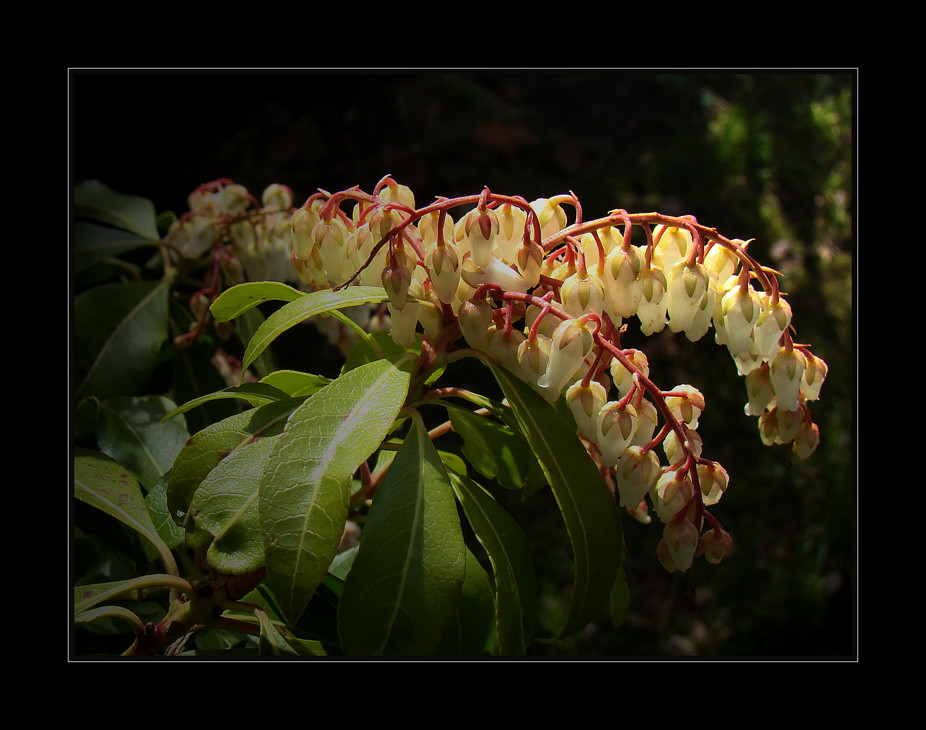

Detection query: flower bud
(262, 183), (294, 211)
(792, 419), (820, 459)
(698, 527), (733, 565)
(382, 262), (412, 310)
(662, 520), (700, 572)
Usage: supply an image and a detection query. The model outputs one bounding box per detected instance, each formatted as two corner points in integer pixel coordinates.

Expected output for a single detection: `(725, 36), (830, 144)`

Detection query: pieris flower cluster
(287, 176), (828, 574)
(167, 179), (296, 284)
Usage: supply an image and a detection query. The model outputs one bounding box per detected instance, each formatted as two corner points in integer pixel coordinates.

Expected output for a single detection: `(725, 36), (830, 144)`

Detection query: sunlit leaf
(260, 356), (413, 624)
(209, 281), (306, 322)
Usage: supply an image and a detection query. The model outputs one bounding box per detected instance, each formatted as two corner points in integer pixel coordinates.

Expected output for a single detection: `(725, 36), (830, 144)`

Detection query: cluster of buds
(288, 175), (828, 574)
(167, 179), (296, 284)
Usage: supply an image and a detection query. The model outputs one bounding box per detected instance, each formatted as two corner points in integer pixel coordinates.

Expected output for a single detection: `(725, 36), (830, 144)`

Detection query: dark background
(70, 68), (856, 659)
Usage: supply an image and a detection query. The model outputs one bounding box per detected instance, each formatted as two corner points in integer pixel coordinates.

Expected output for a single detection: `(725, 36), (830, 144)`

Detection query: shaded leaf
(487, 362), (623, 640)
(449, 472), (537, 655)
(73, 180), (160, 239)
(260, 356), (413, 624)
(74, 279), (170, 401)
(435, 549), (496, 656)
(96, 395), (190, 492)
(337, 415), (466, 656)
(446, 404), (533, 490)
(73, 221), (160, 273)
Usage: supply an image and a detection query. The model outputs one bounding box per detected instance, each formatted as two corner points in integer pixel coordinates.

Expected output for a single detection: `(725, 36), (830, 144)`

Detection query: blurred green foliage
(72, 70), (854, 658)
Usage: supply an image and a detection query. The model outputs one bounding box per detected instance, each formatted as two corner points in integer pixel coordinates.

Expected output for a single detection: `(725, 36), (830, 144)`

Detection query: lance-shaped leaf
(487, 362), (623, 640)
(449, 472), (538, 655)
(74, 279), (170, 401)
(73, 447), (176, 576)
(209, 281), (306, 322)
(337, 415), (466, 656)
(446, 404), (534, 490)
(238, 286), (390, 373)
(260, 357), (413, 624)
(73, 180), (160, 240)
(435, 548), (496, 656)
(167, 398), (301, 527)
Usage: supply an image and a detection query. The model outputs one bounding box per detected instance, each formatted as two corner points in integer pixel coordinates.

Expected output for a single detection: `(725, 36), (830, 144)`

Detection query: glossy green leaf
(73, 221), (160, 272)
(73, 447), (175, 575)
(96, 395), (190, 492)
(435, 549), (496, 656)
(74, 280), (170, 401)
(73, 180), (160, 240)
(166, 398), (301, 527)
(488, 362), (623, 640)
(258, 370), (331, 398)
(188, 435), (277, 574)
(240, 286), (390, 373)
(337, 415), (466, 656)
(209, 281), (306, 322)
(446, 404), (533, 490)
(449, 472), (537, 655)
(163, 382), (294, 420)
(260, 356), (413, 624)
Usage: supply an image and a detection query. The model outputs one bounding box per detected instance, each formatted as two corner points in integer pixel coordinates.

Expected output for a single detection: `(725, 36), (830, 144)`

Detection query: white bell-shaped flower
(666, 260), (710, 335)
(457, 206), (500, 269)
(801, 351), (828, 401)
(753, 292), (793, 361)
(769, 346), (805, 412)
(663, 427), (702, 465)
(494, 203), (528, 263)
(517, 335), (552, 395)
(685, 286), (716, 342)
(560, 271), (606, 318)
(652, 226), (692, 273)
(312, 216), (351, 285)
(704, 242), (740, 283)
(792, 420), (820, 459)
(529, 197), (568, 240)
(718, 281), (762, 355)
(425, 239), (461, 304)
(630, 397), (658, 448)
(744, 364), (775, 416)
(636, 266), (669, 335)
(665, 384), (705, 429)
(458, 297), (494, 350)
(609, 350), (649, 397)
(596, 400), (638, 466)
(536, 317), (595, 397)
(602, 244), (645, 319)
(696, 461), (729, 506)
(662, 520), (700, 572)
(566, 379), (609, 442)
(615, 445), (661, 508)
(652, 468), (695, 522)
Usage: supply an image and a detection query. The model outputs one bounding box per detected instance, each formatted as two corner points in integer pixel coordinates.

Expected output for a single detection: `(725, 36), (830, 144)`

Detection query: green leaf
(260, 356), (414, 624)
(73, 221), (160, 273)
(449, 472), (537, 655)
(209, 281), (307, 322)
(337, 415), (466, 656)
(487, 362), (623, 640)
(446, 404), (533, 490)
(259, 370), (331, 398)
(73, 447), (175, 575)
(95, 395), (190, 492)
(144, 473), (185, 555)
(187, 435), (277, 574)
(73, 180), (160, 240)
(435, 549), (496, 656)
(240, 286), (390, 373)
(163, 382), (294, 420)
(166, 398), (301, 527)
(73, 279), (170, 401)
